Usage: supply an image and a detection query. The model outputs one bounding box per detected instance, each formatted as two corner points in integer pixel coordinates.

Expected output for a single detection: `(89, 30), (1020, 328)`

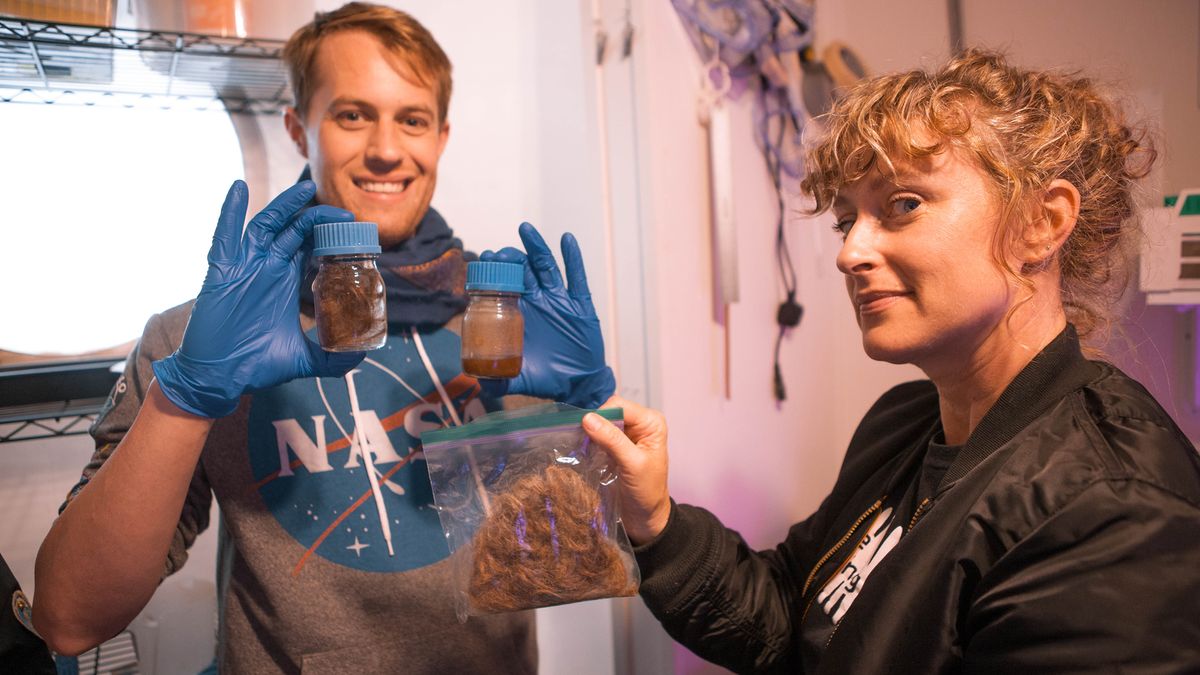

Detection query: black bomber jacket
(634, 326), (1200, 673)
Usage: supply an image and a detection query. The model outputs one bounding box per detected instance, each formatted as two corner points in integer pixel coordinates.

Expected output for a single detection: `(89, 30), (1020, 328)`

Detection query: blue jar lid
(313, 221), (381, 257)
(466, 261), (525, 293)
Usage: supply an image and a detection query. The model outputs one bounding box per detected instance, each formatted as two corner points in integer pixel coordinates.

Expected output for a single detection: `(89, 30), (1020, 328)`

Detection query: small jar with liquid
(312, 221), (387, 352)
(461, 261), (525, 378)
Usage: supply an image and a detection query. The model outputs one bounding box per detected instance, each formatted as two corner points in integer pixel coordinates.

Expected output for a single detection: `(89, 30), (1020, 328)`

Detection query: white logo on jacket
(816, 507), (903, 623)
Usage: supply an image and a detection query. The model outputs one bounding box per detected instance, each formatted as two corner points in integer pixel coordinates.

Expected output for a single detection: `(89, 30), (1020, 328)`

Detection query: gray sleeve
(61, 300), (213, 578)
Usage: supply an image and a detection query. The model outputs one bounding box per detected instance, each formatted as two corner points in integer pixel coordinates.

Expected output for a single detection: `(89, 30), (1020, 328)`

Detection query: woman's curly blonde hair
(801, 49), (1156, 341)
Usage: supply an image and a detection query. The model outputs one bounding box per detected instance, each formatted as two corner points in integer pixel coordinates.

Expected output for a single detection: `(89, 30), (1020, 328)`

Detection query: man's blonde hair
(283, 2), (452, 124)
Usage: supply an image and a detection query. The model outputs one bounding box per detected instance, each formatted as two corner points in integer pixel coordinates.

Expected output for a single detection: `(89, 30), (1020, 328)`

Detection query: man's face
(285, 30), (449, 248)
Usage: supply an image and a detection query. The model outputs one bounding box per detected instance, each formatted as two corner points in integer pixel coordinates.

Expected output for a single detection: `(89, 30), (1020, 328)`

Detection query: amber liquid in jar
(313, 254), (387, 352)
(461, 291), (523, 378)
(462, 356), (523, 379)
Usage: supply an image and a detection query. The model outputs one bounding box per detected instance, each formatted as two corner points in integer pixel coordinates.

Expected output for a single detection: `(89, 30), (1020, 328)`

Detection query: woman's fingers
(583, 398), (672, 544)
(583, 411), (640, 467)
(609, 396), (666, 446)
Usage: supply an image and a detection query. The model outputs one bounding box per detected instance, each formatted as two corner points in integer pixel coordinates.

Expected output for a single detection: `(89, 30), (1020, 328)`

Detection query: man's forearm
(32, 382), (214, 655)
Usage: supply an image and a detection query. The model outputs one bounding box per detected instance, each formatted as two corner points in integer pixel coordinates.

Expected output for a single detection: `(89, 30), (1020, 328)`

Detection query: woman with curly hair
(578, 49), (1200, 673)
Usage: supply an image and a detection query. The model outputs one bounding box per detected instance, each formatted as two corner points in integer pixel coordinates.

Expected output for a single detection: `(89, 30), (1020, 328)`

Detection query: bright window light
(0, 103), (244, 355)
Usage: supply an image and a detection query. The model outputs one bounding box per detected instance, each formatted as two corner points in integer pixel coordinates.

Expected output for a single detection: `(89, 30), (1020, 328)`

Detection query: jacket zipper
(806, 494), (916, 653)
(799, 498), (883, 626)
(825, 613), (844, 649)
(908, 497), (931, 532)
(812, 496), (935, 650)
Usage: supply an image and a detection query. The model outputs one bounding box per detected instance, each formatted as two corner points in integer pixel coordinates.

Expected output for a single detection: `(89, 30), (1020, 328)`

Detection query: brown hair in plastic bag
(469, 465), (638, 612)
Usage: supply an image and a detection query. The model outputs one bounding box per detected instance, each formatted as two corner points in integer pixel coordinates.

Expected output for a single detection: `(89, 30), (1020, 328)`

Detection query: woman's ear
(1022, 179), (1080, 265)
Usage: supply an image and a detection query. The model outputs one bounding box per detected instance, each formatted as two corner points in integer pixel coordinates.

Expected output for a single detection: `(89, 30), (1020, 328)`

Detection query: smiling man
(31, 4), (613, 673)
(283, 16), (449, 247)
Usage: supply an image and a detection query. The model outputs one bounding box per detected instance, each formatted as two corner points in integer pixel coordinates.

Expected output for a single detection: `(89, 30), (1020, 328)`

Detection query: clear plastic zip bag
(422, 403), (640, 621)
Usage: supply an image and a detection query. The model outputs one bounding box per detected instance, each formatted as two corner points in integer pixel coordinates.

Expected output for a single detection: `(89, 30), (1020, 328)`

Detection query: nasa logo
(248, 329), (488, 574)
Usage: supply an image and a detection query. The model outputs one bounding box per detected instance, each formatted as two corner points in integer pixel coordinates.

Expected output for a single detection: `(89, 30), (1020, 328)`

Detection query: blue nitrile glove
(152, 180), (364, 418)
(477, 222), (615, 409)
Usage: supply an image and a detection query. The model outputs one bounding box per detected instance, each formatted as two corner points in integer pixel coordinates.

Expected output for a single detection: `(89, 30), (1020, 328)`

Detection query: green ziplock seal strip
(422, 403), (623, 445)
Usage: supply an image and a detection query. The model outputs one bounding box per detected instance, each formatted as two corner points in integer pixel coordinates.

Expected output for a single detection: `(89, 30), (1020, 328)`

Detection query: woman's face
(832, 147), (1018, 375)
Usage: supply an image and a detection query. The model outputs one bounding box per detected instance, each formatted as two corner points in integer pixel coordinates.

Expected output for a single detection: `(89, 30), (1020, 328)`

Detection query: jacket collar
(940, 324), (1100, 489)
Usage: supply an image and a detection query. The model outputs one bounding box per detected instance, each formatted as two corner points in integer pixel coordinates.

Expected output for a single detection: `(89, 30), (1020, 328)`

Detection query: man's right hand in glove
(152, 179), (364, 418)
(35, 179), (366, 654)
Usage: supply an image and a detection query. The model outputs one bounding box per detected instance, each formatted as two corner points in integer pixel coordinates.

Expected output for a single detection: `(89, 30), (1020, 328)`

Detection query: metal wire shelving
(0, 16), (288, 113)
(0, 17), (288, 442)
(0, 357), (124, 444)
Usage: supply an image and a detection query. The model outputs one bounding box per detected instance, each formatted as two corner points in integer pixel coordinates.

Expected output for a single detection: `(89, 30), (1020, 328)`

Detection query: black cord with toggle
(765, 92), (803, 401)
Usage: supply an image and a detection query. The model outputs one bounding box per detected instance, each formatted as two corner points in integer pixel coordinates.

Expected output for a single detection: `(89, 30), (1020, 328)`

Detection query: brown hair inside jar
(314, 258), (386, 351)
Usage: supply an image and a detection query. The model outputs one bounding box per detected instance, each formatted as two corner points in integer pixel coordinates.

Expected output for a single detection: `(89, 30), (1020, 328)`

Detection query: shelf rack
(0, 16), (289, 113)
(0, 17), (288, 442)
(0, 357), (124, 443)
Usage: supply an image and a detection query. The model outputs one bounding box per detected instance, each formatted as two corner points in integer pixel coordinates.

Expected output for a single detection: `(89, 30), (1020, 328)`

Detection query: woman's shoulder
(1065, 362), (1200, 505)
(1082, 362), (1187, 428)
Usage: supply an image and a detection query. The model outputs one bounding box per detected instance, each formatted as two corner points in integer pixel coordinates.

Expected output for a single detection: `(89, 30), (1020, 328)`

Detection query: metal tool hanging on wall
(698, 58), (738, 309)
(697, 57), (738, 399)
(671, 0), (867, 401)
